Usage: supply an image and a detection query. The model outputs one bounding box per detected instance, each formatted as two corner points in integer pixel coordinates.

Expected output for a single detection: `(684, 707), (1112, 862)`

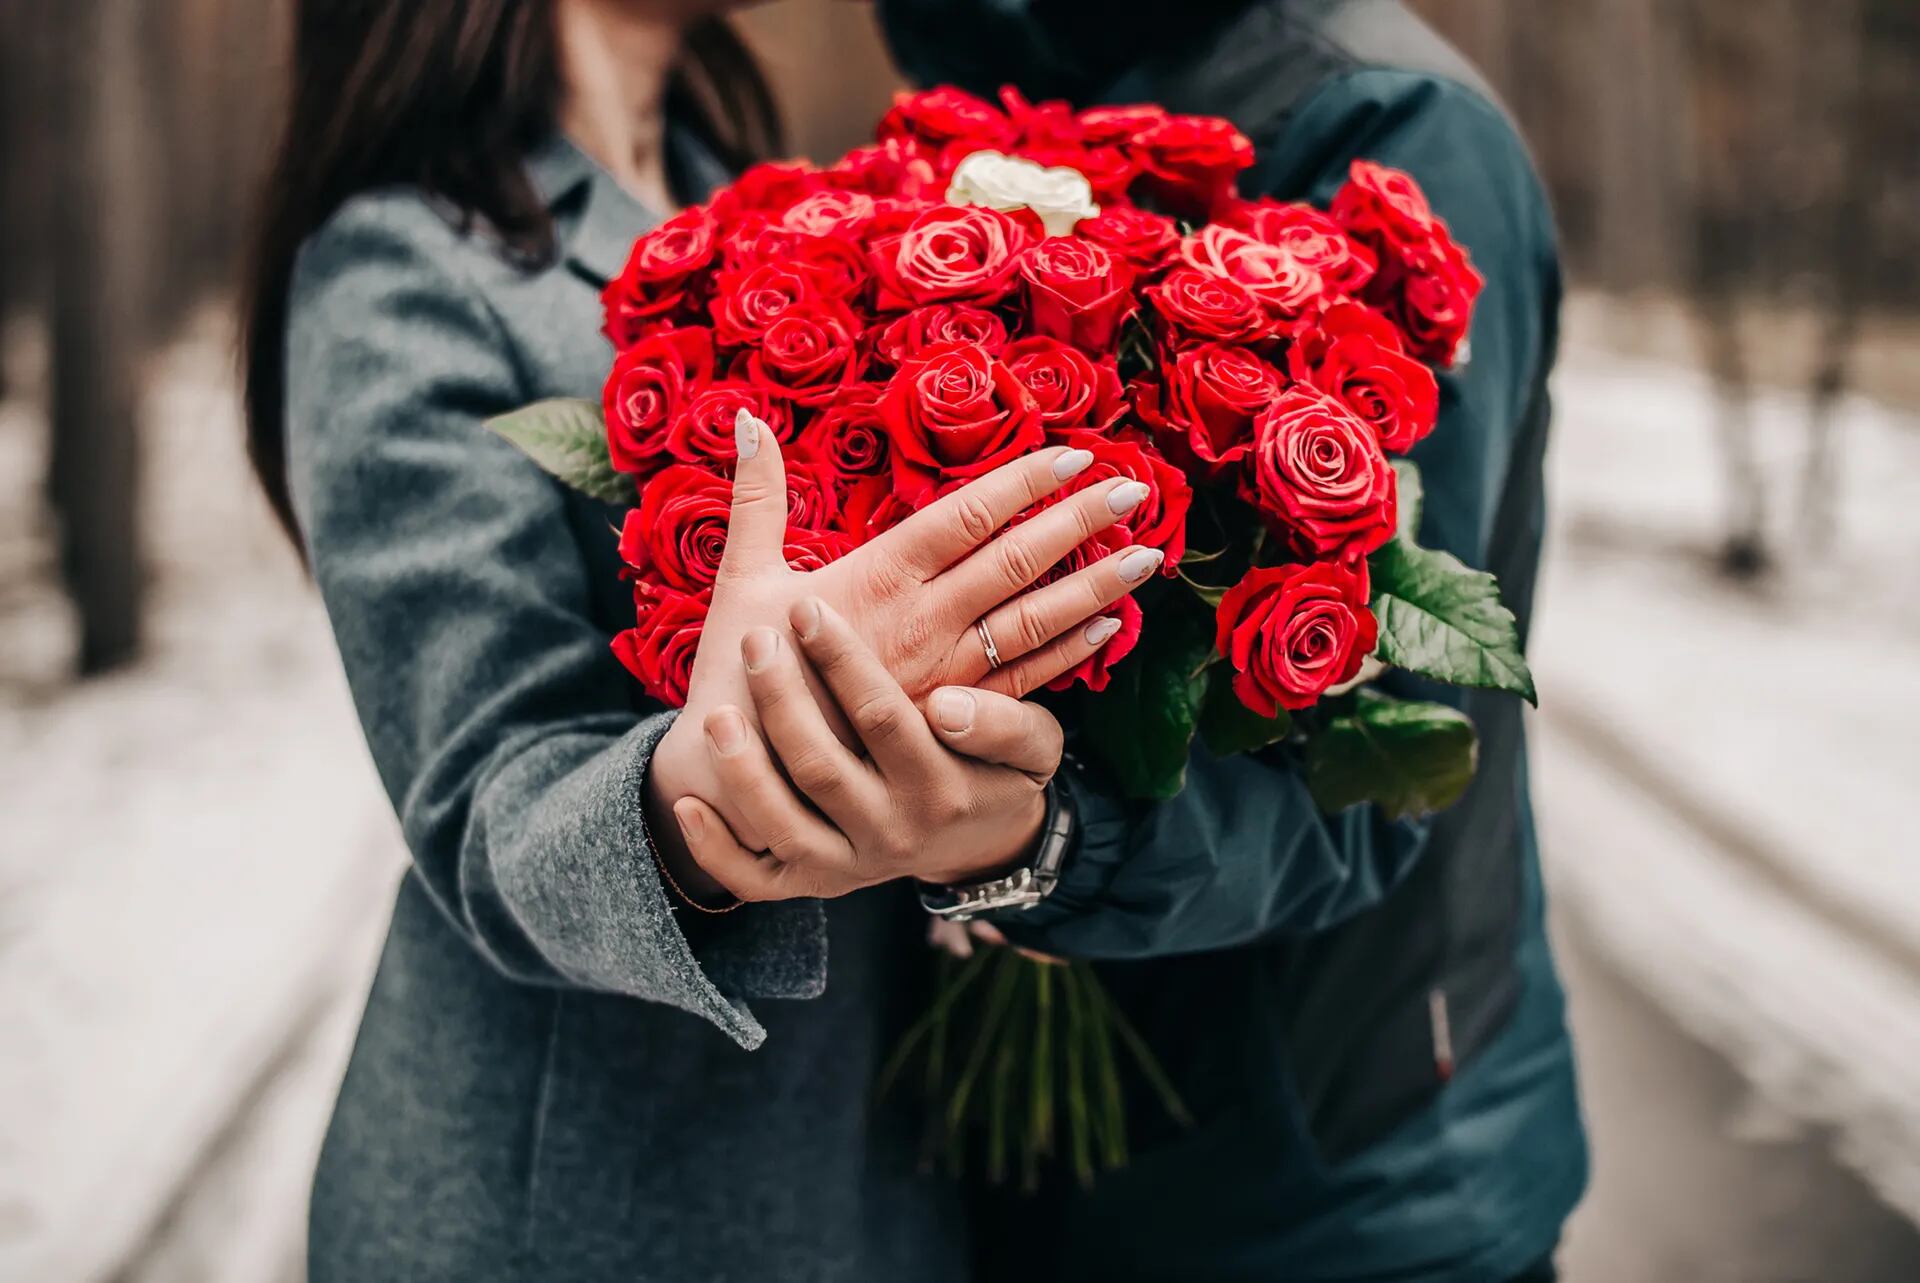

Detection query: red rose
(841, 472), (920, 539)
(602, 327), (714, 475)
(1382, 233), (1482, 367)
(667, 382), (791, 467)
(1215, 560), (1377, 716)
(792, 234), (872, 301)
(784, 454), (840, 532)
(601, 207), (719, 348)
(1076, 204), (1180, 272)
(619, 466), (732, 592)
(869, 205), (1032, 310)
(1053, 427), (1192, 568)
(1245, 388), (1397, 560)
(735, 298), (863, 407)
(783, 527), (857, 573)
(1145, 266), (1272, 346)
(1288, 303), (1438, 453)
(1018, 236), (1136, 353)
(707, 160), (824, 224)
(1330, 160), (1437, 261)
(880, 341), (1045, 502)
(794, 383), (891, 485)
(1076, 103), (1169, 145)
(716, 216), (792, 273)
(612, 580), (707, 707)
(709, 260), (826, 347)
(1180, 225), (1330, 329)
(1131, 342), (1285, 476)
(1131, 113), (1254, 219)
(998, 86), (1080, 148)
(826, 138), (942, 200)
(880, 86), (1015, 147)
(873, 303), (1009, 368)
(1222, 199), (1377, 295)
(1002, 336), (1124, 434)
(781, 189), (878, 238)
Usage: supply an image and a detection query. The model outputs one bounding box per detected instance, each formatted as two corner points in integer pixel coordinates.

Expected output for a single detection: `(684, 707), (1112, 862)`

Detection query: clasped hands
(643, 410), (1162, 907)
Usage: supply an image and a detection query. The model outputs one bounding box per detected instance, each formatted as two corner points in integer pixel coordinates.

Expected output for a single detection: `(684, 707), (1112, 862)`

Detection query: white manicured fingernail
(733, 407), (761, 460)
(933, 688), (975, 733)
(1052, 448), (1095, 481)
(1117, 547), (1163, 582)
(1106, 480), (1149, 514)
(1084, 616), (1123, 646)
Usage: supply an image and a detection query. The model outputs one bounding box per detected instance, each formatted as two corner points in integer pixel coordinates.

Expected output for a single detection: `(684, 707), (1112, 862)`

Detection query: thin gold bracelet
(654, 845), (742, 914)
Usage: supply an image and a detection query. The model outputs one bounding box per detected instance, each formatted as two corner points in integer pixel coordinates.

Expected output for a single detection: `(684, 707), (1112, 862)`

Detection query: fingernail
(706, 708), (747, 755)
(932, 688), (976, 733)
(1084, 615), (1123, 646)
(741, 628), (778, 672)
(674, 801), (704, 840)
(1052, 448), (1095, 481)
(791, 597), (822, 639)
(1106, 480), (1150, 514)
(733, 407), (761, 460)
(1117, 547), (1163, 582)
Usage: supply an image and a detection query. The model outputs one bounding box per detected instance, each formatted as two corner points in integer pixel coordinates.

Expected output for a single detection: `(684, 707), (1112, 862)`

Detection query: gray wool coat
(286, 134), (967, 1283)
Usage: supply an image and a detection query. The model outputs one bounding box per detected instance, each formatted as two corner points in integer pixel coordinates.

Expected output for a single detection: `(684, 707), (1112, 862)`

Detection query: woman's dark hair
(240, 2), (780, 545)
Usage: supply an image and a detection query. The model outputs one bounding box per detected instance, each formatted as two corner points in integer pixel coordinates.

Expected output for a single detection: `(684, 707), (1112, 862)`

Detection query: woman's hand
(672, 597), (1067, 900)
(646, 410), (1160, 901)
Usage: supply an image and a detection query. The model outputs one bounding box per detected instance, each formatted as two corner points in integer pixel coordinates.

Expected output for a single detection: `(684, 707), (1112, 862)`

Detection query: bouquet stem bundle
(879, 951), (1190, 1188)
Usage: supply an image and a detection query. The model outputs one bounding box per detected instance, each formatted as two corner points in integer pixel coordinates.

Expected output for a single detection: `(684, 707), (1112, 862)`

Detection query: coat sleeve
(284, 196), (826, 1047)
(993, 70), (1560, 959)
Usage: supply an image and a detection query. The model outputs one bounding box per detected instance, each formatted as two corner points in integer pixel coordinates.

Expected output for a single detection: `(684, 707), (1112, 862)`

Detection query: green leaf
(1197, 663), (1293, 755)
(1079, 605), (1215, 799)
(1306, 691), (1478, 819)
(1391, 458), (1424, 542)
(486, 398), (633, 506)
(1178, 570), (1229, 607)
(1367, 539), (1537, 704)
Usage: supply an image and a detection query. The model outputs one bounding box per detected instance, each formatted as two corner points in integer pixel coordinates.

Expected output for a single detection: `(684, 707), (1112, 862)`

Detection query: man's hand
(671, 598), (1072, 901)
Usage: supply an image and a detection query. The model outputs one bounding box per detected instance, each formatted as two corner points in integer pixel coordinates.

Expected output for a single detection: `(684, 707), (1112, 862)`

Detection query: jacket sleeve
(285, 196), (825, 1048)
(994, 70), (1560, 959)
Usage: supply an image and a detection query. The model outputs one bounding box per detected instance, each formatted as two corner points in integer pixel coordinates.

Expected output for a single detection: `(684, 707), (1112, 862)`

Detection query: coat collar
(525, 131), (657, 287)
(525, 127), (735, 288)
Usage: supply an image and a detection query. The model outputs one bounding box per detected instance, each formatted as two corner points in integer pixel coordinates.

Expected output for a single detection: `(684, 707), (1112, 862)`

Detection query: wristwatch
(919, 776), (1076, 921)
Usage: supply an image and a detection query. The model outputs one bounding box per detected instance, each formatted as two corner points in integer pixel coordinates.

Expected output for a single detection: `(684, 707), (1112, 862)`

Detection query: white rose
(945, 149), (1100, 238)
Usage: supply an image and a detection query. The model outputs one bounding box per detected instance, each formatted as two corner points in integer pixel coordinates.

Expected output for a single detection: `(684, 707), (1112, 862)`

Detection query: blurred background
(1, 1), (1916, 1279)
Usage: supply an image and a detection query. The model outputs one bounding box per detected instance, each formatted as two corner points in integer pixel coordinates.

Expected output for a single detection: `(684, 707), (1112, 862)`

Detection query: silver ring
(976, 619), (1002, 670)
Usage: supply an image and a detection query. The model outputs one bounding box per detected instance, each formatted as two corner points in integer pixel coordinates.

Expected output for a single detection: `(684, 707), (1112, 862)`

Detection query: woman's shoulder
(289, 186), (528, 331)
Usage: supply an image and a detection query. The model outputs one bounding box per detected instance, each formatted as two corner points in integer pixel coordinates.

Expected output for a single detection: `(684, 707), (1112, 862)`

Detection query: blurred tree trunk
(48, 0), (149, 673)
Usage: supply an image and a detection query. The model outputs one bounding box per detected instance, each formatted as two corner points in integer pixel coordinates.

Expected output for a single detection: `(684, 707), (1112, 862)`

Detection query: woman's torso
(301, 136), (967, 1283)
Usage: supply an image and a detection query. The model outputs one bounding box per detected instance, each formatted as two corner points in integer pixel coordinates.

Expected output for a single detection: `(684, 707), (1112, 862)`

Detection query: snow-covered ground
(1535, 346), (1920, 1225)
(0, 314), (402, 1283)
(0, 308), (1915, 1280)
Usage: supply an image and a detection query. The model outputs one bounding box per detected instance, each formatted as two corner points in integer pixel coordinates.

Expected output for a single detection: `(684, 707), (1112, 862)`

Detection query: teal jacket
(875, 2), (1591, 1278)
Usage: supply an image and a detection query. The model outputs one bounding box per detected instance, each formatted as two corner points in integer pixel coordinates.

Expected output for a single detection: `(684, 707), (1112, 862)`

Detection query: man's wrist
(920, 778), (1075, 920)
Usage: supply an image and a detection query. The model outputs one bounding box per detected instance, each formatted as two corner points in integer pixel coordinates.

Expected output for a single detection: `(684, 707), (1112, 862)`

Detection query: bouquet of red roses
(491, 86), (1533, 1184)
